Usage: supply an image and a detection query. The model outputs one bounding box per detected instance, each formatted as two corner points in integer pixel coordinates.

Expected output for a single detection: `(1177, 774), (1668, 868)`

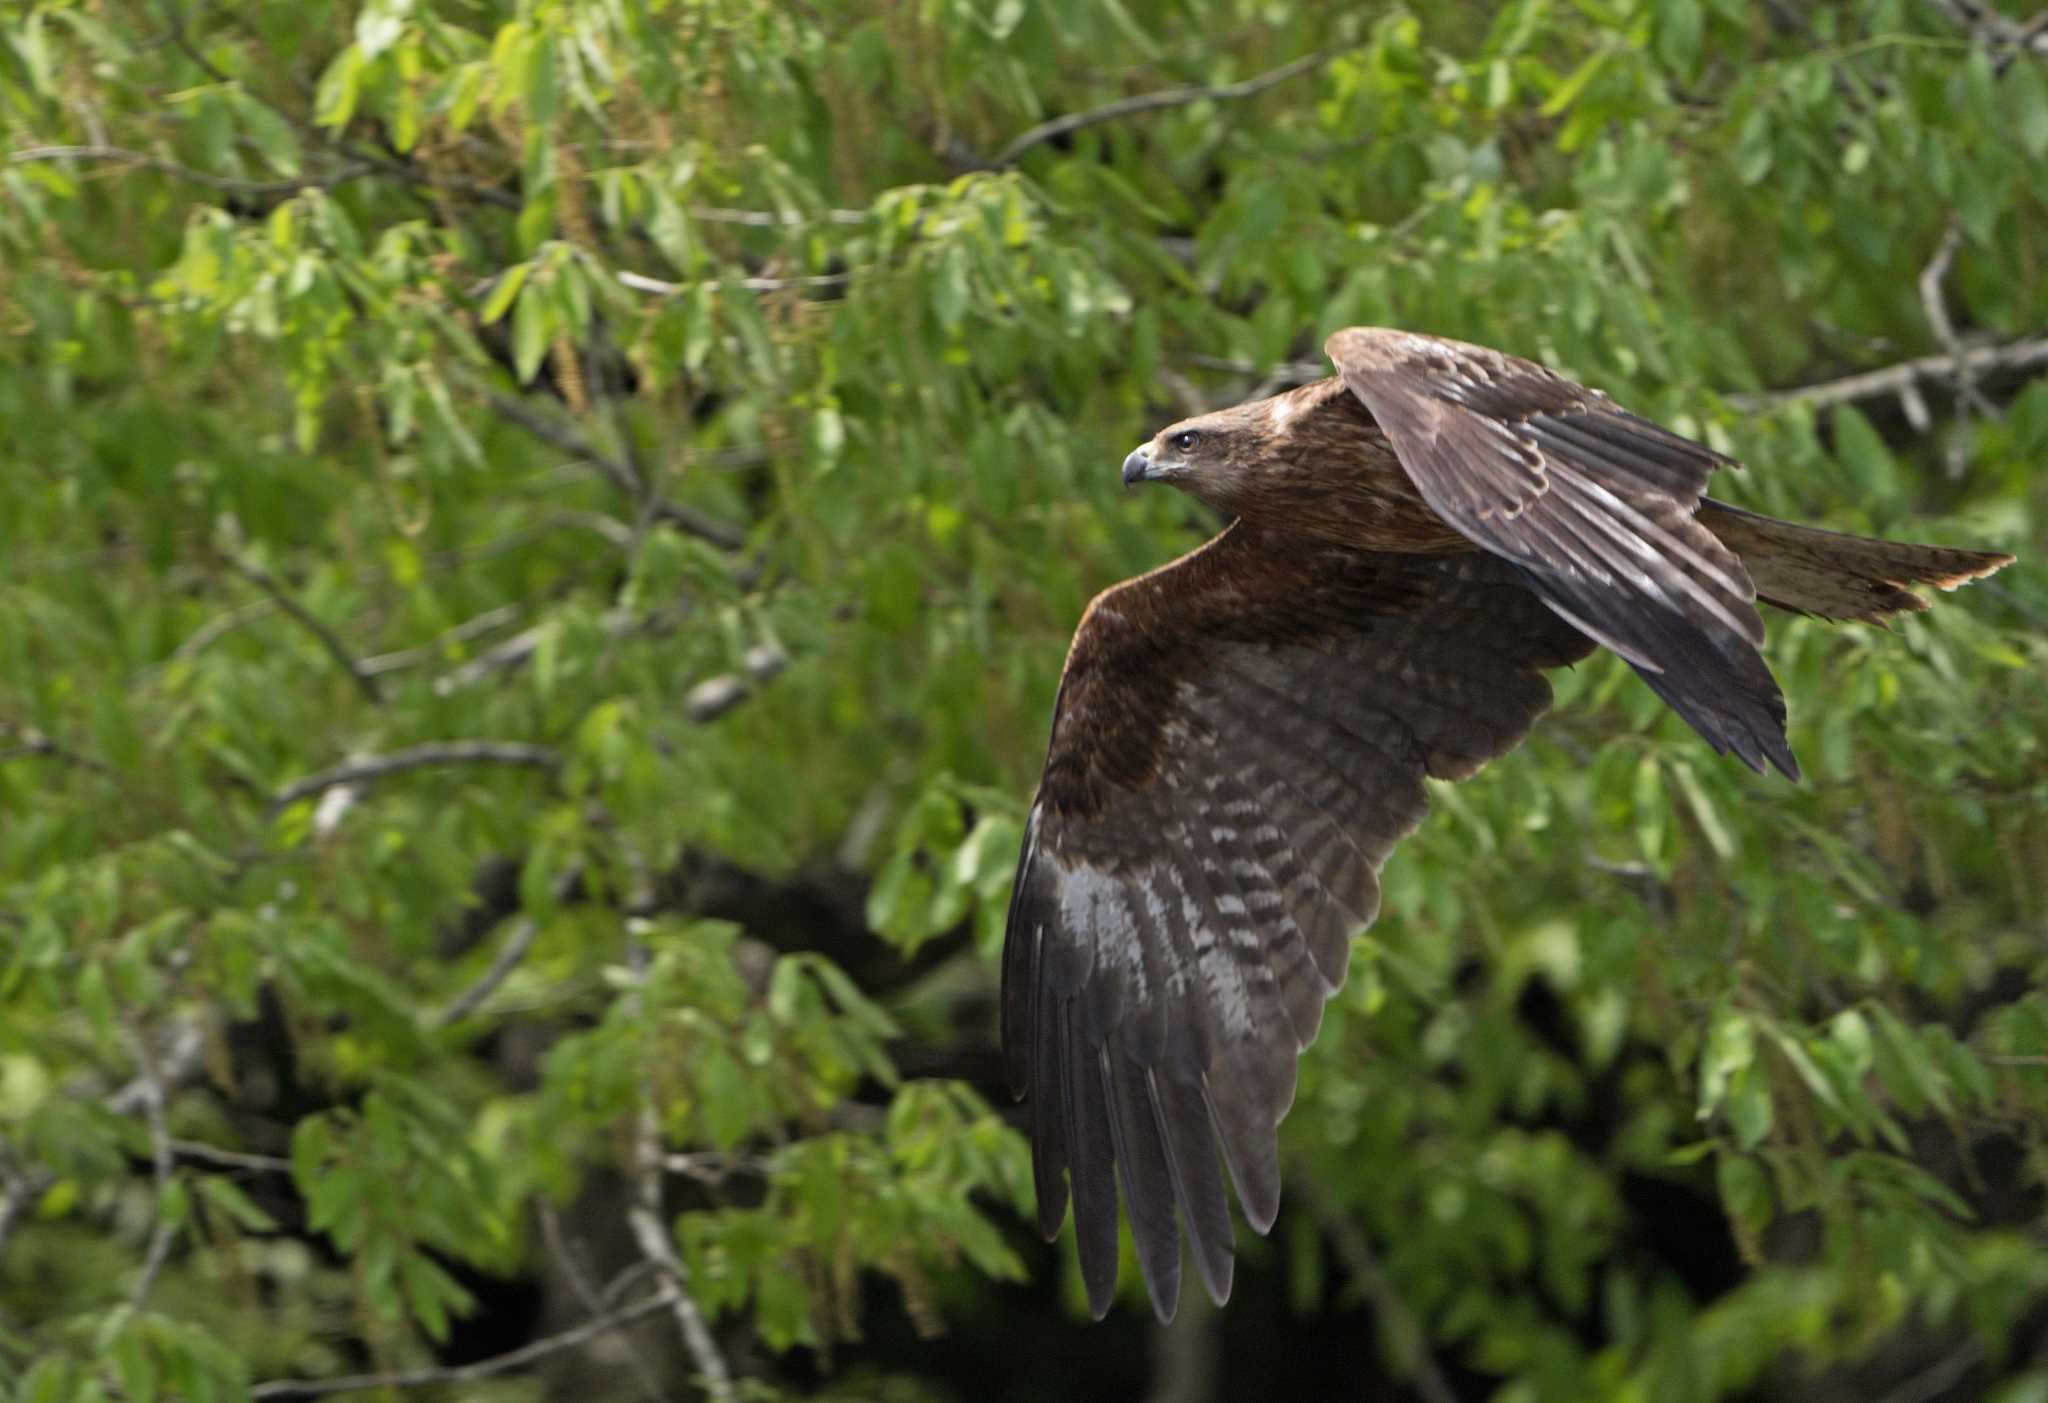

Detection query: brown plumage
(1002, 327), (2014, 1322)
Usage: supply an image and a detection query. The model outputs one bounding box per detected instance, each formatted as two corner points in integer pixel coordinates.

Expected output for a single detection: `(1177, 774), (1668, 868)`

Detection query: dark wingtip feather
(1063, 1010), (1123, 1318)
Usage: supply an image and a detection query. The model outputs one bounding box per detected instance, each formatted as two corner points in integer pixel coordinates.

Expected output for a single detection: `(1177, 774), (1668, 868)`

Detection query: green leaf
(313, 47), (364, 130)
(511, 276), (552, 383)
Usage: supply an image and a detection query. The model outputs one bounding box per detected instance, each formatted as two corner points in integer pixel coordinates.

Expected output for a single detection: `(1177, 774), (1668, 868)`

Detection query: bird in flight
(1000, 328), (2014, 1322)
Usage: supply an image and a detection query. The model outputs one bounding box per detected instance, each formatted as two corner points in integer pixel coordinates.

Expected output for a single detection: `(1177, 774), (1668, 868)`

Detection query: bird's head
(1120, 401), (1275, 515)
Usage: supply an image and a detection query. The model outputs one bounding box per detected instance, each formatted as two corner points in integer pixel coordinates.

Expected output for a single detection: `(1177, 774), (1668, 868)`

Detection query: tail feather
(1697, 498), (2014, 623)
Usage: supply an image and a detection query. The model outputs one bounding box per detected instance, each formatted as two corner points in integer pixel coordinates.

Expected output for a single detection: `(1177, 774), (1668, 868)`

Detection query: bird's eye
(1173, 430), (1200, 453)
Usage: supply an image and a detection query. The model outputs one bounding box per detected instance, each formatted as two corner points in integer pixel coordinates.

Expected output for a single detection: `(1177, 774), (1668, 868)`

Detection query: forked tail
(1697, 498), (2015, 623)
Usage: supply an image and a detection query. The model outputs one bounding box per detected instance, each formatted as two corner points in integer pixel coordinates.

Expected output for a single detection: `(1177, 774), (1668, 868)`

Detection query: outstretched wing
(1326, 327), (1797, 779)
(1000, 522), (1593, 1321)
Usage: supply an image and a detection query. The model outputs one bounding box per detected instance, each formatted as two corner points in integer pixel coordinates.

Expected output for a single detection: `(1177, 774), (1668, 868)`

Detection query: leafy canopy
(2, 0), (2046, 1399)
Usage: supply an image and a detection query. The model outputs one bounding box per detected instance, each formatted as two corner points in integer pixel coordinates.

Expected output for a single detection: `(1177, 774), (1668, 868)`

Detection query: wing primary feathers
(1328, 329), (1794, 775)
(1061, 999), (1122, 1318)
(1004, 524), (1690, 1312)
(1200, 1068), (1283, 1235)
(1104, 1050), (1183, 1321)
(1146, 1067), (1236, 1305)
(1031, 988), (1070, 1241)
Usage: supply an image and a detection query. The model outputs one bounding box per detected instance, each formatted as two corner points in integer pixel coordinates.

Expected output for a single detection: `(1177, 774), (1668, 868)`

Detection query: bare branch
(683, 644), (790, 725)
(228, 557), (383, 706)
(626, 948), (738, 1403)
(433, 609), (637, 696)
(7, 144), (374, 197)
(3, 1021), (209, 1258)
(484, 388), (645, 501)
(248, 1288), (682, 1399)
(1924, 0), (2048, 72)
(1299, 1173), (1458, 1403)
(269, 740), (561, 815)
(169, 1140), (293, 1174)
(1727, 335), (2048, 413)
(356, 605), (523, 677)
(1916, 220), (1994, 477)
(615, 268), (854, 296)
(167, 600), (279, 665)
(434, 863), (584, 1028)
(690, 205), (867, 227)
(539, 1201), (668, 1403)
(481, 390), (747, 550)
(0, 723), (115, 775)
(127, 1031), (180, 1310)
(1873, 1339), (1985, 1403)
(987, 49), (1342, 168)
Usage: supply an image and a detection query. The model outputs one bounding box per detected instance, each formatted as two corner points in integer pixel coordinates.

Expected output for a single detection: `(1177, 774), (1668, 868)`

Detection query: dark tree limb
(986, 49), (1342, 168)
(7, 144), (374, 197)
(247, 1288), (683, 1399)
(228, 557), (384, 706)
(269, 741), (561, 816)
(481, 389), (748, 550)
(1299, 1173), (1459, 1403)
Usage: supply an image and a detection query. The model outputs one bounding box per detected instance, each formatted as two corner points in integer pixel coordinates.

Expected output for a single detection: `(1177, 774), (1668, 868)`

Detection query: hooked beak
(1121, 445), (1154, 487)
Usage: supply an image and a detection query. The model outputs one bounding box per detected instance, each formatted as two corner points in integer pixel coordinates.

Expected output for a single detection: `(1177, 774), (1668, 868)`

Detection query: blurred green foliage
(2, 0), (2045, 1399)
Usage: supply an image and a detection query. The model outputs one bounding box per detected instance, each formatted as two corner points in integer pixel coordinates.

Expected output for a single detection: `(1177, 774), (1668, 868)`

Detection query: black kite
(1000, 328), (2014, 1320)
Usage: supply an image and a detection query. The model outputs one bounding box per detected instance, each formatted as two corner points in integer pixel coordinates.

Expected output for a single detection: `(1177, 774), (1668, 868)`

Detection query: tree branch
(987, 49), (1342, 168)
(247, 1288), (682, 1399)
(481, 389), (747, 550)
(683, 644), (790, 725)
(7, 144), (372, 197)
(228, 557), (383, 706)
(626, 948), (738, 1403)
(355, 605), (523, 678)
(538, 1200), (668, 1403)
(1924, 0), (2048, 73)
(1727, 335), (2048, 413)
(1299, 1174), (1459, 1403)
(689, 205), (867, 227)
(433, 863), (584, 1028)
(127, 1030), (180, 1311)
(169, 1139), (293, 1174)
(615, 268), (855, 296)
(269, 741), (561, 816)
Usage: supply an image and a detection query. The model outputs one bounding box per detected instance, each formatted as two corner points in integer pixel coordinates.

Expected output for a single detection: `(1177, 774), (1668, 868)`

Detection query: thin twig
(988, 49), (1341, 168)
(167, 599), (278, 665)
(434, 863), (583, 1028)
(690, 205), (867, 227)
(247, 1289), (682, 1399)
(484, 389), (644, 500)
(615, 268), (854, 296)
(1916, 220), (1990, 477)
(7, 144), (371, 197)
(169, 1139), (293, 1174)
(0, 1147), (52, 1258)
(481, 390), (747, 549)
(1872, 1338), (1984, 1403)
(356, 604), (522, 677)
(1924, 0), (2048, 72)
(1298, 1173), (1458, 1403)
(269, 740), (560, 815)
(539, 1201), (668, 1403)
(432, 609), (638, 696)
(228, 557), (383, 706)
(127, 1031), (180, 1310)
(683, 644), (790, 725)
(0, 724), (115, 774)
(626, 948), (738, 1403)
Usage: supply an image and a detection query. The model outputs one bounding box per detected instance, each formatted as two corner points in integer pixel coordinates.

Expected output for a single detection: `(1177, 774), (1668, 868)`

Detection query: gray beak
(1121, 446), (1153, 486)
